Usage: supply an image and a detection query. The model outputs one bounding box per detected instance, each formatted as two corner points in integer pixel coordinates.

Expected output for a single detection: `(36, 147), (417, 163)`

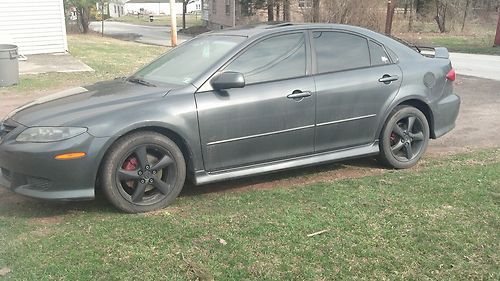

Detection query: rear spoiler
(417, 46), (450, 59)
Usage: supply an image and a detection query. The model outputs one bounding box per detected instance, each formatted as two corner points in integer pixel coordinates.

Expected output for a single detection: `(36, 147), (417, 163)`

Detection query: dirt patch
(0, 75), (499, 204)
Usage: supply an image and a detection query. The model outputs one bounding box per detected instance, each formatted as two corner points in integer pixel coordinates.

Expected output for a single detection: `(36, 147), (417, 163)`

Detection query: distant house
(0, 0), (68, 55)
(97, 0), (126, 18)
(125, 0), (185, 15)
(204, 0), (315, 29)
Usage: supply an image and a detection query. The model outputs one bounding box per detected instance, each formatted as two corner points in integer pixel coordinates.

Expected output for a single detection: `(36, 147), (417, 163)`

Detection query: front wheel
(101, 131), (186, 213)
(379, 106), (430, 169)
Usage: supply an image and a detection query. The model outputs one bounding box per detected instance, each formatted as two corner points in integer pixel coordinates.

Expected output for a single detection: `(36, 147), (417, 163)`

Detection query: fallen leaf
(218, 238), (227, 245)
(0, 267), (11, 277)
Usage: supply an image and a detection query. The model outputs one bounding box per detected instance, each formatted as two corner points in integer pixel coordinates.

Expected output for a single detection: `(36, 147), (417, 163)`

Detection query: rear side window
(313, 31), (370, 73)
(225, 33), (306, 84)
(369, 41), (391, 66)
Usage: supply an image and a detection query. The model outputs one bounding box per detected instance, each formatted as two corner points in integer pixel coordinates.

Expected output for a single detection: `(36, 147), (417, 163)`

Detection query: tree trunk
(495, 9), (500, 47)
(182, 2), (187, 30)
(78, 7), (90, 34)
(267, 0), (274, 22)
(312, 0), (320, 22)
(385, 0), (396, 35)
(276, 2), (280, 21)
(283, 0), (290, 21)
(461, 0), (471, 32)
(408, 0), (414, 31)
(434, 1), (447, 33)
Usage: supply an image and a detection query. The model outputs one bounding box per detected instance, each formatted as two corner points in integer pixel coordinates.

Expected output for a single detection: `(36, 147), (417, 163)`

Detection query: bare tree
(312, 0), (321, 22)
(461, 0), (473, 32)
(435, 0), (448, 33)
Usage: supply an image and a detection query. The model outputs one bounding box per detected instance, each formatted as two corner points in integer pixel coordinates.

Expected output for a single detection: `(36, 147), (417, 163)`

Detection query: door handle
(287, 90), (312, 100)
(378, 75), (399, 84)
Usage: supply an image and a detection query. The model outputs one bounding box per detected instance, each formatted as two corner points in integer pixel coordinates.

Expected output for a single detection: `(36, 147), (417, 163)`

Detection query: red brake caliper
(122, 156), (138, 171)
(390, 132), (397, 145)
(122, 156), (138, 187)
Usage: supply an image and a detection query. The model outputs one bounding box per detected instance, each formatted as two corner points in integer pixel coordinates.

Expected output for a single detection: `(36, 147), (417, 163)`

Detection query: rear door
(196, 32), (316, 171)
(312, 30), (402, 152)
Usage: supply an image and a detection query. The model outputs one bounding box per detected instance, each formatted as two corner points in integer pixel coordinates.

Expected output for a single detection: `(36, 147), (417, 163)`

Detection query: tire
(101, 131), (186, 213)
(379, 105), (430, 169)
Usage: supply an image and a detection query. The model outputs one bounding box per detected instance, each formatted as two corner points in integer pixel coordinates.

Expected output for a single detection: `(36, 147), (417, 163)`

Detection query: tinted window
(313, 31), (370, 73)
(369, 41), (391, 66)
(225, 33), (306, 84)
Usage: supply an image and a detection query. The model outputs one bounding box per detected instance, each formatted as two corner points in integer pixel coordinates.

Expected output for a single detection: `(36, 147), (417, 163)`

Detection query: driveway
(89, 21), (191, 46)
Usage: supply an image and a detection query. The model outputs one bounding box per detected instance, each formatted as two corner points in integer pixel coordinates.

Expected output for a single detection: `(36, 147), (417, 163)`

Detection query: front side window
(313, 31), (370, 74)
(132, 35), (245, 86)
(225, 33), (306, 84)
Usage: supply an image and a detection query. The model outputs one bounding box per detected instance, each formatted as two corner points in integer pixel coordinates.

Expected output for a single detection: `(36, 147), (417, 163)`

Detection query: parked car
(0, 23), (460, 213)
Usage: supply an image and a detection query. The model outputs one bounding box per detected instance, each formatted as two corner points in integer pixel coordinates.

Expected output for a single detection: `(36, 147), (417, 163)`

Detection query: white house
(97, 0), (126, 18)
(125, 0), (199, 15)
(0, 0), (68, 55)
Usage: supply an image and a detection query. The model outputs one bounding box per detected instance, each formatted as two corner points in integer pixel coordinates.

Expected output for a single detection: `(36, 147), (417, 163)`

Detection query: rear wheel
(101, 131), (186, 213)
(379, 106), (430, 169)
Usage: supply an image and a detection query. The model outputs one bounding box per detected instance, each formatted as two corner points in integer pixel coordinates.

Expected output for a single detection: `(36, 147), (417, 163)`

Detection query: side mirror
(211, 72), (245, 90)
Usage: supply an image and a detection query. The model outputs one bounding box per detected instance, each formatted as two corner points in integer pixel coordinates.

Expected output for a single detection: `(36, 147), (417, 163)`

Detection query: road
(89, 21), (191, 46)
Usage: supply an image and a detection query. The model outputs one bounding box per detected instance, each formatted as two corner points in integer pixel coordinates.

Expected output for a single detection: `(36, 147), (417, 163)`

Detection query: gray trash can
(0, 44), (19, 87)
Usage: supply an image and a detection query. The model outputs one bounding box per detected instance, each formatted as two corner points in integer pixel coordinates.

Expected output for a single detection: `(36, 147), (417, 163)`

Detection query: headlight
(16, 127), (87, 143)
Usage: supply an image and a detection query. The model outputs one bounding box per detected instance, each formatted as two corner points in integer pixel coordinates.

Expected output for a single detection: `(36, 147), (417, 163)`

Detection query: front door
(196, 32), (315, 171)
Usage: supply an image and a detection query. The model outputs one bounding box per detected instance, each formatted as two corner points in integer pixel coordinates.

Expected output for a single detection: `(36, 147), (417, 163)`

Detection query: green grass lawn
(0, 35), (167, 96)
(108, 13), (203, 28)
(398, 32), (500, 56)
(1, 149), (499, 280)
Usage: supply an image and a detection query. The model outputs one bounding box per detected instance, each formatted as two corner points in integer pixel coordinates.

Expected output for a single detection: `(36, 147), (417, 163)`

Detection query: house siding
(0, 0), (68, 55)
(205, 0), (318, 28)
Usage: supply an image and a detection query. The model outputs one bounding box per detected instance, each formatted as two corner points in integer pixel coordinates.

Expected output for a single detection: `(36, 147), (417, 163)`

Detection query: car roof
(205, 23), (421, 61)
(207, 23), (376, 38)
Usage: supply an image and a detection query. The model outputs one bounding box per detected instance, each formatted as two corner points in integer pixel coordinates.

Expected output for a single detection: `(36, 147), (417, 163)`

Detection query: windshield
(130, 35), (245, 86)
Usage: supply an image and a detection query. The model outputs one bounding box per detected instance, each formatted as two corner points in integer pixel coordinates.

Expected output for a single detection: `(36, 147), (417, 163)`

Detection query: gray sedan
(0, 23), (460, 212)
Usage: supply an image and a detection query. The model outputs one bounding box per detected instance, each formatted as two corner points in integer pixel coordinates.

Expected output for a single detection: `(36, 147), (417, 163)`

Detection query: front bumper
(0, 128), (110, 200)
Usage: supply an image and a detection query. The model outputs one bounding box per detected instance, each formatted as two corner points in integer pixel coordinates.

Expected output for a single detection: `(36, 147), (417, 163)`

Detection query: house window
(114, 5), (117, 14)
(241, 1), (252, 16)
(299, 0), (313, 8)
(225, 0), (230, 16)
(212, 0), (217, 15)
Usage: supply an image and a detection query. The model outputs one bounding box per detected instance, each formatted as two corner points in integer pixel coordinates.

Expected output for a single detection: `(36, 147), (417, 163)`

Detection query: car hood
(7, 79), (174, 127)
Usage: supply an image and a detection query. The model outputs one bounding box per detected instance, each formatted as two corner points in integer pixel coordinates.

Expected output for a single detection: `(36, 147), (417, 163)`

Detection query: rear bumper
(433, 93), (461, 138)
(0, 132), (110, 200)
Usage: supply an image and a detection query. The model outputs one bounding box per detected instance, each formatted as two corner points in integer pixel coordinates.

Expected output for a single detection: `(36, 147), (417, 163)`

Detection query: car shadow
(0, 157), (385, 218)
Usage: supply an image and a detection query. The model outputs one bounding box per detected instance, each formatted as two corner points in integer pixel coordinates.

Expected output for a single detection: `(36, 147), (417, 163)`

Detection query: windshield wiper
(127, 77), (156, 87)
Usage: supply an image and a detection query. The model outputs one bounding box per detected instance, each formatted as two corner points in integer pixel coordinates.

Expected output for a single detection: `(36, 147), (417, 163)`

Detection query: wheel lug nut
(149, 178), (154, 183)
(140, 179), (146, 184)
(138, 170), (143, 176)
(145, 165), (150, 170)
(152, 170), (157, 175)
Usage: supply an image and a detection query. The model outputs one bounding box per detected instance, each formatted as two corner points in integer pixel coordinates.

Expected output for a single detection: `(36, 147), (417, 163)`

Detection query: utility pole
(101, 0), (105, 37)
(170, 0), (177, 46)
(495, 9), (500, 47)
(385, 0), (395, 35)
(232, 0), (236, 27)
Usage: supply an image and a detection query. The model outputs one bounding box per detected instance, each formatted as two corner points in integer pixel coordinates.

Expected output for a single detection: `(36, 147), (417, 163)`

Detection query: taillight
(446, 68), (456, 81)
